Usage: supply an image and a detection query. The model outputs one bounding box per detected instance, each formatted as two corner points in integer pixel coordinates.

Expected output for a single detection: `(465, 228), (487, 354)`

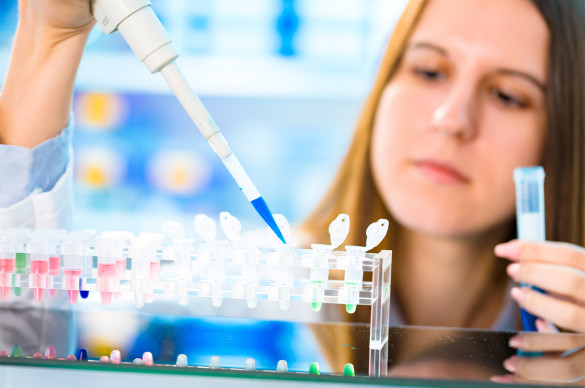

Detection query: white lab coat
(0, 162), (76, 356)
(0, 160), (73, 229)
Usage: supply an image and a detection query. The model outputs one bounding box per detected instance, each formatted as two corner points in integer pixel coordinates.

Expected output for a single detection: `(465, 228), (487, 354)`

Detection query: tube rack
(0, 214), (392, 377)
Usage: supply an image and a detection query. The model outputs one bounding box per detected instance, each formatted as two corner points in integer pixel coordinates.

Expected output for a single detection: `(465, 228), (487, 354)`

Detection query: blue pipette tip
(77, 348), (88, 362)
(251, 196), (286, 244)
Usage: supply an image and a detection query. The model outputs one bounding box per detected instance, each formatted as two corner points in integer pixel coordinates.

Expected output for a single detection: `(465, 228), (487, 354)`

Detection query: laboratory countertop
(1, 324), (582, 388)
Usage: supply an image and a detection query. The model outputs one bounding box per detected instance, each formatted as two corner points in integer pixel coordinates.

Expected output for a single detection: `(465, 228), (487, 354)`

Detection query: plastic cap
(329, 214), (350, 249)
(365, 219), (389, 252)
(195, 214), (216, 242)
(220, 212), (241, 242)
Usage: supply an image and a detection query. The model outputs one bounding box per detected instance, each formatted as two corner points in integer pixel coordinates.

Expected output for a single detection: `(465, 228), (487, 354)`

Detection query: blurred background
(0, 0), (408, 237)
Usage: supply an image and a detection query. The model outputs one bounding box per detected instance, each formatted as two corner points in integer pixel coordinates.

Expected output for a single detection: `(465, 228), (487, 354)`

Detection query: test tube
(95, 233), (128, 305)
(339, 219), (388, 314)
(342, 246), (366, 314)
(47, 229), (67, 298)
(7, 228), (31, 297)
(61, 233), (86, 304)
(141, 232), (164, 304)
(195, 215), (226, 307)
(0, 231), (17, 300)
(514, 167), (545, 241)
(275, 253), (294, 311)
(307, 244), (331, 312)
(514, 166), (545, 332)
(79, 230), (98, 299)
(29, 232), (55, 302)
(131, 233), (163, 307)
(175, 238), (195, 306)
(106, 231), (133, 300)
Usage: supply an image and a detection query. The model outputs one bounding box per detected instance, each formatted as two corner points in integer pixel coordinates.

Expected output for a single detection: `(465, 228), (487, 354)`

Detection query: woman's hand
(24, 0), (94, 38)
(0, 0), (95, 147)
(495, 240), (585, 333)
(491, 330), (585, 385)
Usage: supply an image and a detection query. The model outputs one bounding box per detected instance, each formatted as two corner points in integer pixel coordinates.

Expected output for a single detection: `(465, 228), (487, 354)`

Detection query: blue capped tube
(513, 166), (545, 332)
(514, 167), (545, 241)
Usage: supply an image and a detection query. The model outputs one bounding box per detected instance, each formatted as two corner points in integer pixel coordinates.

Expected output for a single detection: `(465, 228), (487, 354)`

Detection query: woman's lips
(413, 160), (470, 184)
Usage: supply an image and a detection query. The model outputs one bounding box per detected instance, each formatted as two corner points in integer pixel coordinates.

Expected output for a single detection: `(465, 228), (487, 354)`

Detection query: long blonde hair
(300, 0), (428, 248)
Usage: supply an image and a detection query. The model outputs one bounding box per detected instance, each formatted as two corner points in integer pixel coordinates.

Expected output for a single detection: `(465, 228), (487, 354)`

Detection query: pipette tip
(251, 197), (286, 244)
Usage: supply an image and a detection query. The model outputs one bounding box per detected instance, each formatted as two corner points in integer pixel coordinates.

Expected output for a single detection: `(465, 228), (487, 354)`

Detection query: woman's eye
(414, 68), (445, 81)
(490, 88), (527, 108)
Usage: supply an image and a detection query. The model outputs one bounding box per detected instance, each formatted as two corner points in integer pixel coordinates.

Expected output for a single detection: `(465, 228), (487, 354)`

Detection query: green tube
(309, 361), (320, 375)
(343, 363), (355, 377)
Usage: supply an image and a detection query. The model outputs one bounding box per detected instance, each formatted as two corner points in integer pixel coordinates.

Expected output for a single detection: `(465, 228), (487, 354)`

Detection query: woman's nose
(431, 83), (477, 141)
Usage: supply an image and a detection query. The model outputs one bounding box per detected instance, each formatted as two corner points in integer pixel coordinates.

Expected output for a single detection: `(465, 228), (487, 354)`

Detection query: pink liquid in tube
(0, 258), (15, 301)
(31, 260), (48, 302)
(146, 261), (161, 303)
(98, 262), (116, 305)
(64, 269), (82, 304)
(113, 259), (126, 300)
(48, 256), (60, 298)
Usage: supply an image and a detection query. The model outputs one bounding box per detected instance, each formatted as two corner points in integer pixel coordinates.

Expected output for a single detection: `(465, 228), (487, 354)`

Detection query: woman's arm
(0, 0), (94, 147)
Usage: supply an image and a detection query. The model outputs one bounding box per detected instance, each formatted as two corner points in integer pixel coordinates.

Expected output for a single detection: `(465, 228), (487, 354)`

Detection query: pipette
(91, 0), (285, 244)
(513, 166), (546, 332)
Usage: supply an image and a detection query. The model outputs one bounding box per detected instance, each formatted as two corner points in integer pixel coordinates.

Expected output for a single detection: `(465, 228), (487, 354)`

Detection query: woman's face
(371, 0), (549, 238)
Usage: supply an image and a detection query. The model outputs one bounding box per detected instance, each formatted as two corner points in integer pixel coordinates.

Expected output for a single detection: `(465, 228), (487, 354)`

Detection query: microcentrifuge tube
(100, 356), (109, 363)
(62, 234), (84, 304)
(44, 346), (56, 360)
(276, 360), (288, 373)
(29, 235), (50, 302)
(210, 356), (221, 369)
(32, 352), (42, 359)
(133, 358), (143, 365)
(0, 233), (16, 301)
(66, 354), (77, 361)
(309, 362), (320, 375)
(110, 350), (121, 364)
(10, 344), (22, 358)
(77, 348), (88, 362)
(142, 352), (153, 366)
(343, 363), (355, 377)
(244, 358), (256, 371)
(176, 354), (188, 367)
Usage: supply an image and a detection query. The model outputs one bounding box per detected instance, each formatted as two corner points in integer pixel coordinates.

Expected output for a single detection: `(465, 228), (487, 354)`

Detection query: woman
(2, 0), (585, 338)
(302, 0), (585, 334)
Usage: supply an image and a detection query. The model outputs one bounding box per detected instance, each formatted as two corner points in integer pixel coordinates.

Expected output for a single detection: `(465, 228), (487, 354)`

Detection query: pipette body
(91, 0), (285, 243)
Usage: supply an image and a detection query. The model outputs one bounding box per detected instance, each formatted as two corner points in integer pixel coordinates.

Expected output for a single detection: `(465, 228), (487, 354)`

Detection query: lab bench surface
(0, 324), (581, 388)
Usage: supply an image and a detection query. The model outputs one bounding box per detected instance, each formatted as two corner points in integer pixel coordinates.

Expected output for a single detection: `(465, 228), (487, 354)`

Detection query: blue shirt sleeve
(0, 119), (72, 208)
